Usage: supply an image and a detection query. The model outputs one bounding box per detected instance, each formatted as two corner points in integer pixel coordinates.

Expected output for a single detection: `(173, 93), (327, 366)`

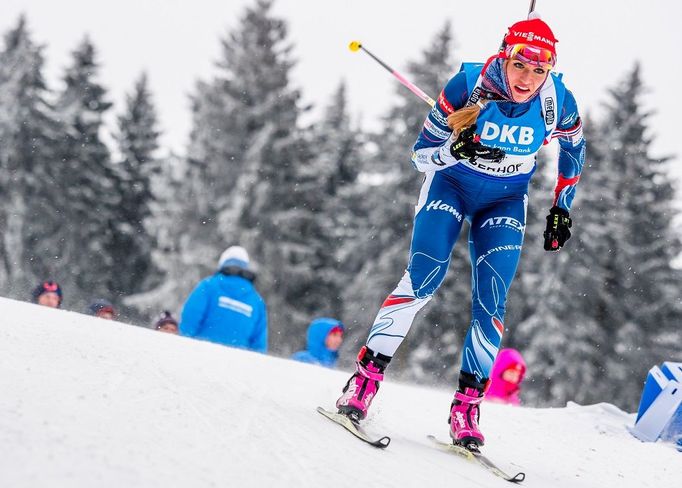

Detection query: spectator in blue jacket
(180, 246), (267, 352)
(291, 318), (344, 368)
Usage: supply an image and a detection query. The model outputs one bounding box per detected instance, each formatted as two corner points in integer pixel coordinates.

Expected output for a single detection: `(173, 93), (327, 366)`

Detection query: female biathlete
(335, 15), (585, 449)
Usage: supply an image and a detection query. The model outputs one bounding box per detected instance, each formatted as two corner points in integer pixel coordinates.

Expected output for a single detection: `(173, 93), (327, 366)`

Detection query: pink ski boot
(336, 346), (390, 422)
(449, 372), (487, 448)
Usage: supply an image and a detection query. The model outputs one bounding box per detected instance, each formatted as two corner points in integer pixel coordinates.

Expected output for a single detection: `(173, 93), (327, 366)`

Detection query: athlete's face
(505, 60), (549, 103)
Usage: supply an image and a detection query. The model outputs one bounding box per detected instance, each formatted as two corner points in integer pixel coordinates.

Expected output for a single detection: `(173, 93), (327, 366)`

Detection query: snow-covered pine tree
(109, 73), (159, 303)
(0, 16), (62, 299)
(123, 153), (199, 324)
(281, 81), (366, 353)
(598, 65), (682, 408)
(130, 0), (303, 326)
(52, 37), (118, 309)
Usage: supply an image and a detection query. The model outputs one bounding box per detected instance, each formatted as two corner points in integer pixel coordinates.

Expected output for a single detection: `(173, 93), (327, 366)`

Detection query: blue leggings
(366, 167), (528, 382)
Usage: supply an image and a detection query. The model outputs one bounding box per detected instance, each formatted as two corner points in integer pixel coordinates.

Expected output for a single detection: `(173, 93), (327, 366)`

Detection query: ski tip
(510, 471), (525, 483)
(376, 436), (391, 448)
(316, 406), (337, 417)
(318, 406), (391, 448)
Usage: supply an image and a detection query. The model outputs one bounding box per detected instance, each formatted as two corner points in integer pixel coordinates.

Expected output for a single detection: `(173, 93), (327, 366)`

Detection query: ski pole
(348, 41), (436, 108)
(528, 0), (537, 16)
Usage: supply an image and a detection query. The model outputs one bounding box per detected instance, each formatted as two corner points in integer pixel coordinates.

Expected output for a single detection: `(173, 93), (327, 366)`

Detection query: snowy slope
(0, 297), (680, 488)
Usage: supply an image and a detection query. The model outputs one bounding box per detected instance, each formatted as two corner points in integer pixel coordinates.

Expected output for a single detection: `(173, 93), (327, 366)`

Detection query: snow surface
(1, 297), (680, 488)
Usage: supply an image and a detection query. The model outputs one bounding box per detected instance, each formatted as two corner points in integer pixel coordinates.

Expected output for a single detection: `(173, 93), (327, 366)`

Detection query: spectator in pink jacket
(486, 348), (527, 406)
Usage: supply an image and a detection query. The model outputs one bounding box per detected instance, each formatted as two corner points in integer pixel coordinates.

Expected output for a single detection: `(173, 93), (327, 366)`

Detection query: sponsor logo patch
(425, 199), (463, 221)
(476, 244), (523, 265)
(438, 91), (454, 114)
(512, 30), (555, 48)
(424, 118), (450, 140)
(480, 121), (534, 145)
(544, 97), (555, 125)
(480, 216), (525, 232)
(468, 86), (483, 106)
(218, 296), (253, 317)
(468, 160), (525, 174)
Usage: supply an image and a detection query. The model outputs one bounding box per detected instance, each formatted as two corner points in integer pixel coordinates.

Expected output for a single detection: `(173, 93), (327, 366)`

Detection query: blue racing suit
(365, 63), (585, 382)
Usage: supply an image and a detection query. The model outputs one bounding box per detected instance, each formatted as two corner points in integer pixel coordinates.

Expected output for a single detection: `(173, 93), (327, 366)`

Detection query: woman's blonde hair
(446, 101), (488, 135)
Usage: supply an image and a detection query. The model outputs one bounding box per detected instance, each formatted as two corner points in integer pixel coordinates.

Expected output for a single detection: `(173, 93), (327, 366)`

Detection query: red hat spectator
(87, 299), (116, 320)
(32, 281), (63, 308)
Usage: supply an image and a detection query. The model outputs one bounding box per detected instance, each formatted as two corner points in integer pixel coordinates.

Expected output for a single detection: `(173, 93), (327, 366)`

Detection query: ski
(427, 435), (525, 483)
(316, 406), (391, 448)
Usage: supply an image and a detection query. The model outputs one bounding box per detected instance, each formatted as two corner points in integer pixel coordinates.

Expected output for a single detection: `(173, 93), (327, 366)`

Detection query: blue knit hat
(87, 299), (115, 317)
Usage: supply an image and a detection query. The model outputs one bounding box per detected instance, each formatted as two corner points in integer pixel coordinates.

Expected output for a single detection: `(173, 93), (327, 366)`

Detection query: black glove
(450, 125), (506, 163)
(543, 206), (572, 251)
